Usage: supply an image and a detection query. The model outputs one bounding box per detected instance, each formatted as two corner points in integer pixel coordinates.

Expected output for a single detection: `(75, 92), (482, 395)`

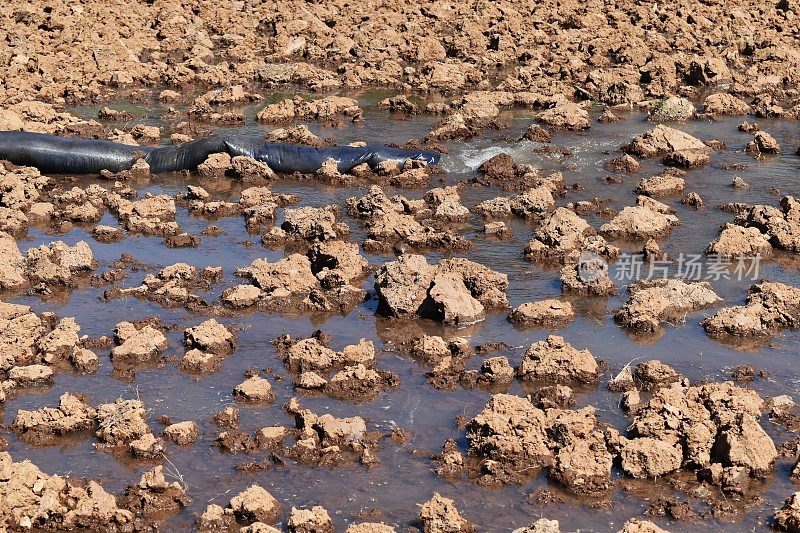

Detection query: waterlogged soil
(3, 93), (800, 532)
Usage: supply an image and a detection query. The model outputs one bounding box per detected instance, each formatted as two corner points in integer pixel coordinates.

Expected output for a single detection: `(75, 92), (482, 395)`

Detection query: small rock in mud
(525, 208), (617, 263)
(197, 153), (233, 179)
(434, 439), (464, 479)
(95, 399), (152, 447)
(308, 240), (369, 283)
(607, 154), (640, 173)
(628, 380), (772, 478)
(197, 503), (236, 530)
(731, 365), (756, 383)
(212, 406), (240, 429)
(560, 253), (617, 296)
(715, 413), (777, 475)
(632, 360), (681, 391)
(483, 196), (523, 219)
(663, 148), (710, 168)
(163, 421), (200, 445)
(407, 335), (470, 368)
(598, 109), (621, 123)
(120, 465), (190, 518)
(288, 505), (334, 532)
(266, 125), (325, 147)
(476, 187), (555, 219)
(635, 168), (686, 197)
(523, 124), (552, 143)
(164, 232), (200, 248)
(276, 205), (347, 243)
(108, 262), (221, 309)
(768, 395), (797, 420)
(25, 240), (96, 286)
(618, 519), (670, 533)
(648, 95), (695, 122)
(231, 156), (277, 182)
(615, 279), (721, 333)
(510, 187), (556, 218)
(231, 252), (363, 314)
(0, 302), (47, 369)
(378, 94), (419, 114)
(776, 492), (800, 532)
(283, 398), (373, 465)
(731, 176), (750, 189)
(478, 153), (517, 184)
(0, 452), (134, 529)
(281, 337), (338, 373)
(9, 362), (52, 384)
(215, 430), (257, 454)
(461, 356), (515, 390)
(475, 154), (552, 192)
(681, 192), (706, 209)
(529, 385), (575, 410)
(129, 433), (164, 459)
(346, 522), (397, 532)
(234, 375), (275, 403)
(703, 93), (750, 116)
(114, 194), (179, 237)
(736, 196), (800, 252)
(705, 224), (772, 257)
(297, 371), (327, 389)
(464, 394), (551, 481)
(92, 225), (124, 243)
(637, 195), (675, 215)
(71, 347), (100, 374)
(255, 426), (286, 450)
(746, 130), (780, 155)
(508, 300), (575, 327)
(279, 335), (375, 375)
(537, 102), (589, 131)
(0, 232), (25, 289)
(111, 322), (168, 363)
(512, 518), (561, 533)
(324, 364), (399, 401)
(517, 335), (599, 384)
(228, 484), (281, 524)
(620, 437), (682, 478)
(375, 255), (508, 324)
(181, 349), (221, 374)
(184, 319), (235, 355)
(257, 95), (362, 125)
(419, 492), (475, 533)
(12, 392), (97, 442)
(483, 221), (512, 239)
(549, 430), (613, 495)
(600, 204), (679, 240)
(702, 281), (800, 339)
(428, 271), (485, 325)
(625, 125), (708, 158)
(221, 284), (263, 308)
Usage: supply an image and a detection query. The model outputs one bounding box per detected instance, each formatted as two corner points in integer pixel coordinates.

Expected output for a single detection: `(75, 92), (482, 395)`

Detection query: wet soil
(1, 92), (800, 532)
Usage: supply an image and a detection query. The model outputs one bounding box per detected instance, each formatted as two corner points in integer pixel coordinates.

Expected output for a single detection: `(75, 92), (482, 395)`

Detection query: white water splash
(442, 140), (540, 173)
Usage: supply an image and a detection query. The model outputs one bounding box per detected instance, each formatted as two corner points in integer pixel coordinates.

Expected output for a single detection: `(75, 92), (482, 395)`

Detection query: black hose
(0, 131), (440, 175)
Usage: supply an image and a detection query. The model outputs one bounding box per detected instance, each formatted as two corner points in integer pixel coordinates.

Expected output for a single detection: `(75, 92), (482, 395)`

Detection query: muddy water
(6, 94), (800, 531)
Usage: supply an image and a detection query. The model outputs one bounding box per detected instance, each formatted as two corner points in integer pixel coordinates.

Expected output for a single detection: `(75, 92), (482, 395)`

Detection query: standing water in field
(0, 91), (799, 533)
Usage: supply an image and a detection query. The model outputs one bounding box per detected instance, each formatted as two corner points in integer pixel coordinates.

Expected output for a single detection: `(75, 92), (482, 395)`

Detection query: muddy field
(3, 1), (800, 532)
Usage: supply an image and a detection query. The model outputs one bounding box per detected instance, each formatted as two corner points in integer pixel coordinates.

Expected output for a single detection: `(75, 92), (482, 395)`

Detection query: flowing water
(6, 93), (800, 531)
